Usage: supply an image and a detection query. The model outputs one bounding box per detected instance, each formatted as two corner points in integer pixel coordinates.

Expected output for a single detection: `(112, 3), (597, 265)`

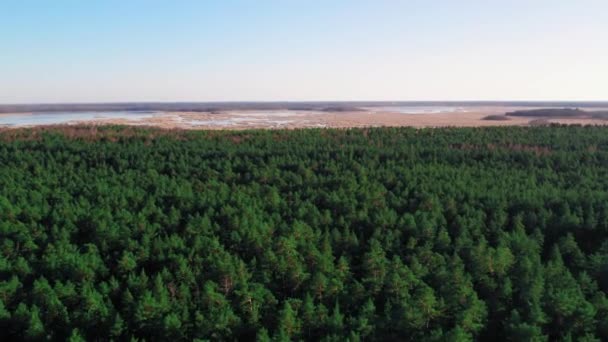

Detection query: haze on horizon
(1, 0), (607, 104)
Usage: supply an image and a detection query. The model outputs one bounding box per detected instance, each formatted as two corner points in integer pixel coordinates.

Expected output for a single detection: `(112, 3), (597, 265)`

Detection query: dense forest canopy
(1, 125), (608, 341)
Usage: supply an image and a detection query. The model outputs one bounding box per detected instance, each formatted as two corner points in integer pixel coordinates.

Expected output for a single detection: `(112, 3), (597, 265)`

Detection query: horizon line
(2, 100), (608, 106)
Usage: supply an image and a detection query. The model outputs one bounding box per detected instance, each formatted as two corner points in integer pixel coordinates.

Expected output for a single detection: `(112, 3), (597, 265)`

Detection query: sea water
(0, 111), (159, 126)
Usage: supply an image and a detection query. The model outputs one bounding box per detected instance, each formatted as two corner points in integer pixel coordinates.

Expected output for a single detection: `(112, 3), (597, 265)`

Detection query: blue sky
(1, 1), (607, 103)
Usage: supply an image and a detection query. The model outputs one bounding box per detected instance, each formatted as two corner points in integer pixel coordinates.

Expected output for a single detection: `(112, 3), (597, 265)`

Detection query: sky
(1, 1), (607, 103)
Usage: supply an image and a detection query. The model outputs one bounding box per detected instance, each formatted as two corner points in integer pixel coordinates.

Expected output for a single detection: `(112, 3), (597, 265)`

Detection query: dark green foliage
(506, 108), (608, 119)
(1, 125), (608, 340)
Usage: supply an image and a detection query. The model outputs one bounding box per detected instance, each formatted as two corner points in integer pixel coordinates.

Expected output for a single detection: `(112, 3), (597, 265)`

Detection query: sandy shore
(2, 107), (608, 129)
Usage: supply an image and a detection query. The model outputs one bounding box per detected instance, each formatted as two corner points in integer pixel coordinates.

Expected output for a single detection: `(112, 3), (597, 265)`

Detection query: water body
(229, 110), (322, 117)
(183, 111), (320, 127)
(366, 106), (468, 114)
(187, 117), (296, 127)
(0, 111), (159, 126)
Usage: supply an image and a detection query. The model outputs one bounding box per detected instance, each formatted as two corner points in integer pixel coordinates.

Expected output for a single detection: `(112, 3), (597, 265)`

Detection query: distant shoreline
(2, 101), (608, 114)
(3, 106), (608, 129)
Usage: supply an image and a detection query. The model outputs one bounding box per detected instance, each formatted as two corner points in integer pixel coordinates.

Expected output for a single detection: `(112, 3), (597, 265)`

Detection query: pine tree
(277, 301), (300, 339)
(68, 328), (86, 342)
(25, 305), (45, 340)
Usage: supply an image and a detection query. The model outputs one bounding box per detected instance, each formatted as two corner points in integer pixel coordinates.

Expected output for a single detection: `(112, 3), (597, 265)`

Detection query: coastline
(2, 107), (608, 129)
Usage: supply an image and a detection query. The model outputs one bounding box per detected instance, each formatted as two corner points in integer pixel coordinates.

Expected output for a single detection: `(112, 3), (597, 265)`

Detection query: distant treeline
(0, 102), (365, 114)
(3, 101), (608, 113)
(482, 115), (511, 121)
(506, 108), (608, 119)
